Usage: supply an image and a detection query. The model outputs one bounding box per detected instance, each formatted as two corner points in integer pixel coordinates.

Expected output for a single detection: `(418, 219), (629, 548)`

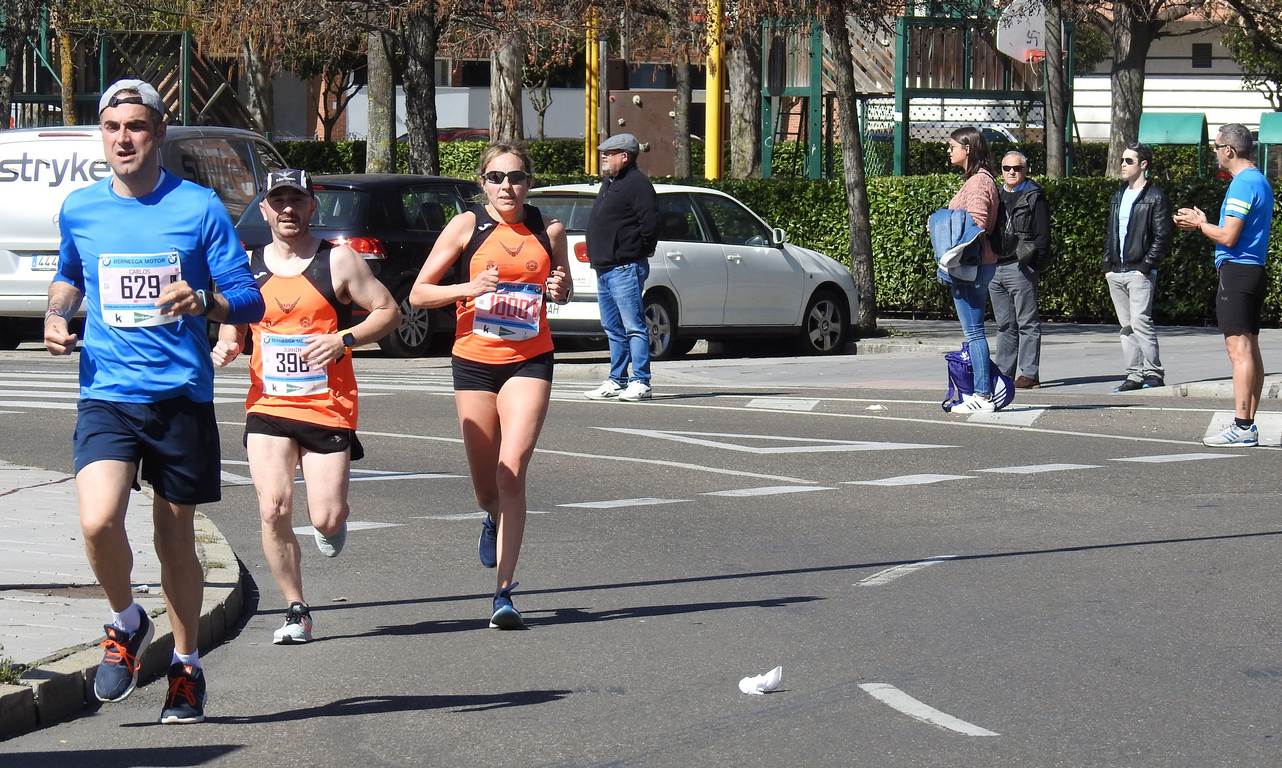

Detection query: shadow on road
(0, 745), (243, 767)
(201, 689), (572, 724)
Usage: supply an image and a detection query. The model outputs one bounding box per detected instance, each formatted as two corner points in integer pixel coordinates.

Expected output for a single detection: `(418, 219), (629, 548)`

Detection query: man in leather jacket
(1105, 142), (1172, 392)
(988, 151), (1051, 388)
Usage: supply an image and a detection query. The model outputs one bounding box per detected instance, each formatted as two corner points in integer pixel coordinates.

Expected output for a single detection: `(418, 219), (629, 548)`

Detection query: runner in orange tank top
(211, 169), (400, 644)
(410, 143), (571, 629)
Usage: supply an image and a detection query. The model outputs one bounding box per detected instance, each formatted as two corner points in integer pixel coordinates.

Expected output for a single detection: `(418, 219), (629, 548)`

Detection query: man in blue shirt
(43, 78), (264, 723)
(1175, 123), (1274, 446)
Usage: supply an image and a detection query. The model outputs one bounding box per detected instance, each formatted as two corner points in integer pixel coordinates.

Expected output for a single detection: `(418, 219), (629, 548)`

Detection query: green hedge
(274, 139), (1279, 325)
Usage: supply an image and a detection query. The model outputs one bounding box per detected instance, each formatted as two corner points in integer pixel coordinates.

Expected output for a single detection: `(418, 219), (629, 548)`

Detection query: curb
(0, 511), (243, 740)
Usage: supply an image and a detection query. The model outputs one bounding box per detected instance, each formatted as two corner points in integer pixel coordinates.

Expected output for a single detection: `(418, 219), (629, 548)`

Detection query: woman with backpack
(943, 126), (1001, 412)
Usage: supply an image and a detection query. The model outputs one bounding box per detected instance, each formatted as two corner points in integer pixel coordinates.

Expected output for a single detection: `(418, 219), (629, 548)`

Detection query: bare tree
(727, 7), (761, 178)
(0, 0), (42, 128)
(490, 27), (525, 141)
(1044, 0), (1067, 176)
(366, 30), (397, 172)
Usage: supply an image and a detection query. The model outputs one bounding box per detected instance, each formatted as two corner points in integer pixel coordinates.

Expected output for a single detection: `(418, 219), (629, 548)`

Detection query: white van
(0, 125), (285, 347)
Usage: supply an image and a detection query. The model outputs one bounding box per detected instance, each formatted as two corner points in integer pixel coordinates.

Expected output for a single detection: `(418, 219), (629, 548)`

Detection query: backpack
(941, 342), (1016, 412)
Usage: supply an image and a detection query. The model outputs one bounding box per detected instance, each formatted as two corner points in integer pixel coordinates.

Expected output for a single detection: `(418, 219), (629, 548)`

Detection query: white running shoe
(1202, 423), (1258, 447)
(617, 381), (653, 402)
(584, 380), (623, 400)
(272, 603), (313, 644)
(949, 393), (995, 413)
(314, 522), (347, 557)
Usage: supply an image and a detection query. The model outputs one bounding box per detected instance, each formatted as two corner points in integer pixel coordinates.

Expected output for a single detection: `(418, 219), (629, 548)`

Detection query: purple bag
(941, 342), (1015, 412)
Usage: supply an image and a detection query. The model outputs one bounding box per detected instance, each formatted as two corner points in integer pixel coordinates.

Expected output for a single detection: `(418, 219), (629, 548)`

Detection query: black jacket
(586, 163), (658, 270)
(995, 180), (1051, 269)
(1105, 182), (1172, 273)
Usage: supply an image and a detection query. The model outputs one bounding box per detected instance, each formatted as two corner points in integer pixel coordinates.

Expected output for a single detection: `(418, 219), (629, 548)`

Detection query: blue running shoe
(1203, 423), (1258, 447)
(159, 663), (206, 724)
(93, 607), (153, 703)
(478, 515), (498, 568)
(489, 582), (524, 629)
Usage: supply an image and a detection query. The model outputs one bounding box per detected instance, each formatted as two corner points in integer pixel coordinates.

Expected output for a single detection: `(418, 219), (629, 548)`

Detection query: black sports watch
(341, 332), (357, 350)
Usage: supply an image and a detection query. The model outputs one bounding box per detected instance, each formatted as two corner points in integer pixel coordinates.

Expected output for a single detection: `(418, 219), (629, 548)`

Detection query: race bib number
(99, 252), (182, 327)
(261, 333), (327, 397)
(472, 282), (543, 341)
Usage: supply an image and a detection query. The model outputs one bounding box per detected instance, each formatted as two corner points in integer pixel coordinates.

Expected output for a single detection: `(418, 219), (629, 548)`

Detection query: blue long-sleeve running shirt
(55, 170), (265, 403)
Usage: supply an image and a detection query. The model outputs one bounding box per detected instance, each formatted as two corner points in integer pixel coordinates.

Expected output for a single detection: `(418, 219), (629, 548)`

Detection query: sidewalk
(0, 461), (242, 739)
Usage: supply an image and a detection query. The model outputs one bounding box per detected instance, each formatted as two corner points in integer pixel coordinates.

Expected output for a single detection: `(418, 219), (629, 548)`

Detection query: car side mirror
(771, 227), (788, 246)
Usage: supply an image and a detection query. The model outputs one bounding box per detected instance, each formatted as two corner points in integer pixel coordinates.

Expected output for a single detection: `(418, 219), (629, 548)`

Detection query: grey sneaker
(314, 522), (347, 557)
(584, 380), (623, 400)
(272, 602), (313, 645)
(1203, 423), (1258, 447)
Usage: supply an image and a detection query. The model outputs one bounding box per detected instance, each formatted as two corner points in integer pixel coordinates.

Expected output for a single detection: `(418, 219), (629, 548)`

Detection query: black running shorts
(1216, 261), (1267, 336)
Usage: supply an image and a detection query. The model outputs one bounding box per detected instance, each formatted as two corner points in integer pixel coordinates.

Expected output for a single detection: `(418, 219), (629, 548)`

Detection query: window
(250, 139), (286, 184)
(693, 194), (770, 246)
(400, 186), (465, 230)
(655, 194), (704, 242)
(526, 194), (595, 233)
(1192, 43), (1213, 69)
(165, 138), (258, 218)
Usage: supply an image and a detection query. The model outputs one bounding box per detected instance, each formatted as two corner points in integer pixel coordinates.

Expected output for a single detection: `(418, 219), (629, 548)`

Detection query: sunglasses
(1213, 142), (1232, 151)
(481, 170), (531, 185)
(1001, 165), (1024, 172)
(1121, 157), (1137, 165)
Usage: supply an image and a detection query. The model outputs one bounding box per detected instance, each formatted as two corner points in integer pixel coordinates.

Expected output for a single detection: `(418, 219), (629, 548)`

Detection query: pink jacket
(948, 169), (999, 265)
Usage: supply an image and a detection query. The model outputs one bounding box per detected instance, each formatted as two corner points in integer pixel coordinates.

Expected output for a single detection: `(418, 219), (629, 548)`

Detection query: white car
(528, 184), (858, 358)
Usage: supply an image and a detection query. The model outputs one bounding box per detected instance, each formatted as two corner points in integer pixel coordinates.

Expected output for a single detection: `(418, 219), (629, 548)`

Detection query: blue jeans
(596, 260), (651, 386)
(950, 263), (997, 397)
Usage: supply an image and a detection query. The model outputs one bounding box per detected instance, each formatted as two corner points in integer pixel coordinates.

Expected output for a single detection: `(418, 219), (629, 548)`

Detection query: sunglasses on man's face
(1121, 157), (1138, 166)
(481, 170), (531, 185)
(1002, 165), (1024, 172)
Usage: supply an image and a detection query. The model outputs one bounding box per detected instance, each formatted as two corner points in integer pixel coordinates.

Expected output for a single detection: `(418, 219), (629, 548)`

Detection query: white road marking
(857, 555), (957, 586)
(745, 397), (820, 411)
(221, 459), (462, 484)
(702, 485), (836, 497)
(220, 470), (254, 486)
(1112, 453), (1244, 463)
(858, 683), (999, 736)
(846, 474), (973, 486)
(558, 498), (690, 509)
(966, 408), (1046, 427)
(597, 428), (951, 454)
(292, 521), (402, 535)
(976, 463), (1100, 474)
(0, 400), (76, 410)
(415, 511), (550, 521)
(1205, 411), (1282, 445)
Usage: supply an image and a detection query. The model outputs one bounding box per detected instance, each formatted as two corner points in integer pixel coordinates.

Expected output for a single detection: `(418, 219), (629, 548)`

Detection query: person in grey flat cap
(583, 133), (659, 402)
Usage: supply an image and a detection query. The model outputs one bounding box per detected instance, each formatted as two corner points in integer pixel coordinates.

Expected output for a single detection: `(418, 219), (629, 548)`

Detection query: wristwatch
(341, 332), (357, 351)
(195, 289), (212, 316)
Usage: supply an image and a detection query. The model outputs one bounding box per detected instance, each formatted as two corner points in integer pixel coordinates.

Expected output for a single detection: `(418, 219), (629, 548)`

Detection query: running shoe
(1113, 378), (1143, 393)
(314, 522), (347, 558)
(584, 380), (623, 400)
(489, 582), (524, 630)
(93, 607), (154, 703)
(1203, 423), (1258, 447)
(159, 663), (206, 724)
(272, 602), (313, 645)
(948, 393), (995, 413)
(478, 515), (498, 568)
(617, 381), (653, 402)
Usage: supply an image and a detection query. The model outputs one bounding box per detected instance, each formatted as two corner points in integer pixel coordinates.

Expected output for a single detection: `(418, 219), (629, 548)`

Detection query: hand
(1173, 206), (1206, 231)
(1135, 261), (1153, 276)
(303, 333), (345, 368)
(43, 315), (77, 356)
(156, 280), (205, 316)
(468, 266), (500, 297)
(210, 338), (241, 367)
(546, 266), (569, 303)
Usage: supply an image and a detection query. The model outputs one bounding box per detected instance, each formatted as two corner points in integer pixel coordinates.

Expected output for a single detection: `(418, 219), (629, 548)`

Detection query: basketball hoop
(1026, 50), (1046, 75)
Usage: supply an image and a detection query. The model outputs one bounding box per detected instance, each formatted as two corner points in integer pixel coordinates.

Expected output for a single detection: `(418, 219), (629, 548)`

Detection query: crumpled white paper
(738, 665), (782, 695)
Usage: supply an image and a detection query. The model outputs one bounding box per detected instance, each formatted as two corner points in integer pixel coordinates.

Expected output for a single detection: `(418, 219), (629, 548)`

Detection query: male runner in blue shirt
(44, 79), (264, 723)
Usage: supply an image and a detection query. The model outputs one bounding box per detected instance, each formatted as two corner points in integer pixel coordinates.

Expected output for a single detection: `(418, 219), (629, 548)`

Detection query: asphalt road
(1, 348), (1279, 768)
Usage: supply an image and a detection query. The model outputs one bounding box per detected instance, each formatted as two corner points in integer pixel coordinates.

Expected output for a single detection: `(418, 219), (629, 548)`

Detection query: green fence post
(760, 20), (773, 180)
(894, 16), (908, 176)
(180, 32), (191, 125)
(806, 23), (822, 179)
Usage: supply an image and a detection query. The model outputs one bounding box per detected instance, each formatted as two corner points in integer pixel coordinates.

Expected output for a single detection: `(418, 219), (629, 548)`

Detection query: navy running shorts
(243, 412), (365, 461)
(451, 351), (555, 393)
(1216, 261), (1267, 336)
(73, 398), (221, 505)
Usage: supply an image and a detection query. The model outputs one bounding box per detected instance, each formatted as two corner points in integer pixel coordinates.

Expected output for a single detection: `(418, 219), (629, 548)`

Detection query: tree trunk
(727, 21), (761, 178)
(1108, 2), (1155, 175)
(1044, 1), (1065, 177)
(529, 79), (550, 141)
(58, 30), (74, 125)
(673, 47), (691, 178)
(366, 31), (396, 173)
(822, 7), (876, 334)
(243, 39), (274, 136)
(490, 29), (525, 142)
(1, 1), (39, 130)
(402, 9), (441, 175)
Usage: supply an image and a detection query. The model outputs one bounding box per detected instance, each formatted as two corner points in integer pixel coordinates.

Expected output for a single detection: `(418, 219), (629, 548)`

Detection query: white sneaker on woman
(949, 393), (995, 413)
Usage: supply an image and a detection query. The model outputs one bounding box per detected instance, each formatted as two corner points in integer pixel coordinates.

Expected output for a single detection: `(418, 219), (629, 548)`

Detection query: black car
(235, 173), (482, 357)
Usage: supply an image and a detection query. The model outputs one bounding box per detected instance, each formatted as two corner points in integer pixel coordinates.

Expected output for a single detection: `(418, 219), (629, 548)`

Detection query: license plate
(31, 254), (58, 271)
(545, 302), (559, 317)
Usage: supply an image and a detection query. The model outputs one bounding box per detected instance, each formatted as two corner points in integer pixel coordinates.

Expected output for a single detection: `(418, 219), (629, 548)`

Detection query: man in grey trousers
(988, 151), (1051, 389)
(1106, 142), (1171, 391)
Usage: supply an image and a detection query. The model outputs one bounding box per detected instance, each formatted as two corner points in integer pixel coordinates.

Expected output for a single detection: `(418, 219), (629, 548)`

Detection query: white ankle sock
(111, 604), (141, 634)
(172, 649), (200, 668)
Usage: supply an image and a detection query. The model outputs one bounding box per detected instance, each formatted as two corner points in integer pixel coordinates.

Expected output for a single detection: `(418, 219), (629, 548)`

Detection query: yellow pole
(704, 0), (723, 180)
(584, 12), (600, 175)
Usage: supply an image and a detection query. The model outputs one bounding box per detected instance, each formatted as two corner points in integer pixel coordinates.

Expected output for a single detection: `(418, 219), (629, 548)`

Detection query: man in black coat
(582, 133), (659, 402)
(1105, 142), (1172, 392)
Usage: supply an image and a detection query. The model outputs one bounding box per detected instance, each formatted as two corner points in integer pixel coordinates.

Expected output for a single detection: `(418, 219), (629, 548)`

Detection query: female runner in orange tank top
(410, 143), (571, 629)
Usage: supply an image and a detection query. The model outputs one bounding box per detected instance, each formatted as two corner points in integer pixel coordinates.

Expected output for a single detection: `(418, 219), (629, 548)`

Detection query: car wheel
(644, 295), (682, 361)
(0, 319), (20, 351)
(379, 283), (435, 357)
(796, 289), (849, 355)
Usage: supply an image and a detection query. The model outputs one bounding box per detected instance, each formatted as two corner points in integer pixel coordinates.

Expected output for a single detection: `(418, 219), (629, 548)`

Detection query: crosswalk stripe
(967, 408), (1045, 427)
(846, 474), (974, 486)
(745, 398), (820, 412)
(1112, 453), (1243, 463)
(558, 498), (689, 509)
(977, 463), (1101, 474)
(703, 485), (835, 497)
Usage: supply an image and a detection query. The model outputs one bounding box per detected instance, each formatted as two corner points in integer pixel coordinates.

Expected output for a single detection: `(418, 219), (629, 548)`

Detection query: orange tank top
(245, 243), (359, 429)
(452, 205), (555, 364)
